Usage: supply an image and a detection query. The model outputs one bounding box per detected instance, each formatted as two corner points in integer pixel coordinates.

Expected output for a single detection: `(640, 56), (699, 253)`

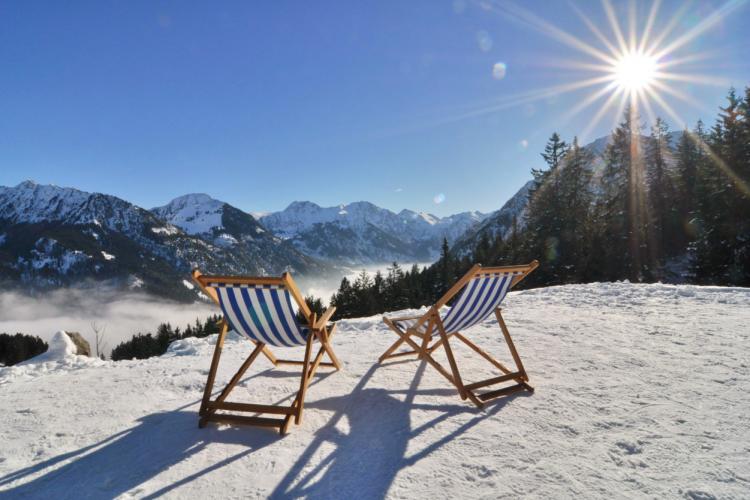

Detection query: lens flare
(492, 62), (507, 80)
(612, 51), (657, 91)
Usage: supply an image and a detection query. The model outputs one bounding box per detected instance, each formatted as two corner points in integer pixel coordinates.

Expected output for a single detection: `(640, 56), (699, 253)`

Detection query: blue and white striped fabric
(211, 284), (309, 347)
(440, 272), (519, 334)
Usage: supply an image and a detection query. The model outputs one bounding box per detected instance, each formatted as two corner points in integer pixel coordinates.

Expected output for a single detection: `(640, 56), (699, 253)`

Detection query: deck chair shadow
(192, 269), (342, 434)
(378, 261), (538, 407)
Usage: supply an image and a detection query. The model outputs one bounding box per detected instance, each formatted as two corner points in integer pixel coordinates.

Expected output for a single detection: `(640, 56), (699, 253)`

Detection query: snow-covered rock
(0, 282), (747, 498)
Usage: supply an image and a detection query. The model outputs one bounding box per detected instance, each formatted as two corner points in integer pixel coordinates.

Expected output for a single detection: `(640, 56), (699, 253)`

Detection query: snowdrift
(1, 283), (748, 498)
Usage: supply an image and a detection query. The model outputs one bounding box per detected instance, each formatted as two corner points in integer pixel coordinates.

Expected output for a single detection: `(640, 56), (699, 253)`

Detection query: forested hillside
(329, 86), (750, 319)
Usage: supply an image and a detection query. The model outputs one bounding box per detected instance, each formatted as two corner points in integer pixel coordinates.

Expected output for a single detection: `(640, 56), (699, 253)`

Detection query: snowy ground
(1, 283), (749, 499)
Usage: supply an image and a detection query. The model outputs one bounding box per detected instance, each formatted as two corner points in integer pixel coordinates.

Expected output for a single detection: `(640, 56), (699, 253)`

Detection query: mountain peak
(15, 179), (39, 189)
(152, 194), (227, 235)
(285, 200), (322, 211)
(166, 193), (217, 204)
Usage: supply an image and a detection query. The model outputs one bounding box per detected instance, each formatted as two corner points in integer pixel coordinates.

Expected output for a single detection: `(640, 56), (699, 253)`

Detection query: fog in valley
(0, 262), (433, 356)
(0, 288), (215, 356)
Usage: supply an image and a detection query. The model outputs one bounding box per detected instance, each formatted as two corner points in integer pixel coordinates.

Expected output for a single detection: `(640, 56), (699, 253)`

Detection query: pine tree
(675, 127), (701, 232)
(437, 238), (455, 296)
(600, 106), (648, 281)
(644, 117), (676, 274)
(556, 137), (594, 281)
(523, 133), (570, 281)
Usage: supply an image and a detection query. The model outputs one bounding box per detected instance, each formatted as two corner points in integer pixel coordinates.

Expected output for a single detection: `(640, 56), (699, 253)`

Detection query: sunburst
(459, 0), (745, 139)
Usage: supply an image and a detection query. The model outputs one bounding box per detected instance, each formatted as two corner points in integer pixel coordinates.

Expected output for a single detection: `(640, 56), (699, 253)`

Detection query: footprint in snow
(614, 440), (642, 455)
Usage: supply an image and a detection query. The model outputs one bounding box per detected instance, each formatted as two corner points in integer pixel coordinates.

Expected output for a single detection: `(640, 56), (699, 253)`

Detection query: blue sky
(1, 1), (749, 216)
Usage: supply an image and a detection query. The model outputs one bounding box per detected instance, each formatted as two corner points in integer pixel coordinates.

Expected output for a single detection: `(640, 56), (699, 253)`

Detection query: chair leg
(496, 309), (530, 383)
(199, 321), (229, 419)
(295, 332), (315, 425)
(434, 318), (470, 402)
(319, 324), (342, 370)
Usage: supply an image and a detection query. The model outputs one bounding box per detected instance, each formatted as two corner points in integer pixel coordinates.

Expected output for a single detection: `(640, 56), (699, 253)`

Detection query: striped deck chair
(379, 261), (538, 407)
(192, 269), (341, 434)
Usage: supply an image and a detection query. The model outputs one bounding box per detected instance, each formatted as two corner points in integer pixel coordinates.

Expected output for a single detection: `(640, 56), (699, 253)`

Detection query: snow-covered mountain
(0, 182), (325, 301)
(259, 201), (486, 264)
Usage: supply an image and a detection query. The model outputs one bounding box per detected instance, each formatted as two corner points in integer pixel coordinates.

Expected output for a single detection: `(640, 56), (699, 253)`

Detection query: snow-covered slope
(151, 194), (226, 235)
(1, 283), (748, 498)
(452, 180), (534, 256)
(0, 182), (325, 301)
(260, 201), (486, 264)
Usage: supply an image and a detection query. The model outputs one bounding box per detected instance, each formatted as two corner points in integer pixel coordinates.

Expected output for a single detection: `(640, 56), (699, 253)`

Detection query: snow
(0, 283), (748, 498)
(25, 239), (91, 274)
(182, 279), (195, 290)
(214, 233), (238, 247)
(101, 251), (116, 261)
(151, 194), (225, 235)
(150, 226), (180, 236)
(128, 276), (145, 289)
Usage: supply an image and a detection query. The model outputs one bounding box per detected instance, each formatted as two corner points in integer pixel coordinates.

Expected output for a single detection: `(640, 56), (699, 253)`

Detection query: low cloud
(0, 289), (215, 356)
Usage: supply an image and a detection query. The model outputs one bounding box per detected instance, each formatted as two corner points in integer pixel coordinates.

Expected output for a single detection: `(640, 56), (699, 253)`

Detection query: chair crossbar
(207, 414), (287, 429)
(464, 372), (524, 391)
(209, 401), (296, 415)
(477, 384), (528, 402)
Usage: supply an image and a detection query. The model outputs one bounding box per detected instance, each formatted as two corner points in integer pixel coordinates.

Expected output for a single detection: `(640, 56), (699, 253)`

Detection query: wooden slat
(204, 414), (285, 428)
(474, 260), (538, 276)
(454, 332), (513, 374)
(435, 317), (466, 399)
(199, 275), (286, 286)
(385, 314), (425, 322)
(435, 264), (482, 309)
(192, 269), (220, 305)
(464, 372), (523, 391)
(283, 272), (312, 322)
(495, 310), (529, 381)
(382, 349), (419, 359)
(477, 383), (527, 401)
(313, 306), (336, 329)
(295, 331), (314, 424)
(199, 321), (229, 417)
(209, 401), (294, 415)
(275, 360), (336, 367)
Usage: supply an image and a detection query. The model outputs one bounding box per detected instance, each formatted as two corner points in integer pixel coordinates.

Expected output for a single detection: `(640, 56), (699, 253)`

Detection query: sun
(612, 51), (658, 92)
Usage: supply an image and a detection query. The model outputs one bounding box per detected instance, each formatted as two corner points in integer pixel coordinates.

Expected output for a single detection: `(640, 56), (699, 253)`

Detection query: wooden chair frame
(192, 269), (341, 434)
(378, 261), (539, 408)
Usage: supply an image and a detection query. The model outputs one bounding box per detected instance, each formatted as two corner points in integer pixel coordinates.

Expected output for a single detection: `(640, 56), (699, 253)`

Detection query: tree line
(0, 333), (48, 366)
(110, 314), (223, 361)
(328, 86), (750, 319)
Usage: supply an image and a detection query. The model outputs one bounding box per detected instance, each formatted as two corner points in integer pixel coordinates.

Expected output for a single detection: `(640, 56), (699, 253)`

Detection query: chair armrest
(385, 314), (424, 322)
(313, 306), (336, 330)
